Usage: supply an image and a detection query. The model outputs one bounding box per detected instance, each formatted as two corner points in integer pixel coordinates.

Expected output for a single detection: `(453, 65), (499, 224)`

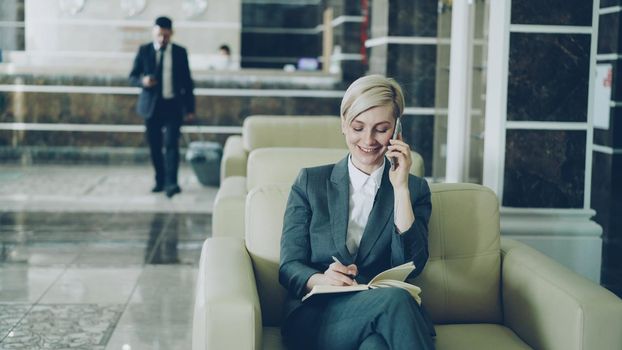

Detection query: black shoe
(165, 185), (181, 198)
(151, 185), (164, 193)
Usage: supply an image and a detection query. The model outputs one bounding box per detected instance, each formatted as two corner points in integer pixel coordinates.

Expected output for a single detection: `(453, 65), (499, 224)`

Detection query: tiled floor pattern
(0, 304), (123, 349)
(0, 211), (209, 349)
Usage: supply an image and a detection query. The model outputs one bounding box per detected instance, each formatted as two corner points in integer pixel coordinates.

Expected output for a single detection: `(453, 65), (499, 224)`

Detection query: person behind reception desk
(279, 75), (435, 350)
(209, 44), (239, 70)
(129, 16), (195, 198)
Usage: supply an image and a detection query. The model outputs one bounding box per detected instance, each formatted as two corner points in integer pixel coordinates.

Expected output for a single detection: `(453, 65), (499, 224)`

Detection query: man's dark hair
(219, 44), (231, 55)
(155, 16), (173, 29)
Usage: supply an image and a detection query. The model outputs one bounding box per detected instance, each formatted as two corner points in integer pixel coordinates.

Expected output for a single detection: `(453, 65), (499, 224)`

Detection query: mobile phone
(389, 118), (402, 171)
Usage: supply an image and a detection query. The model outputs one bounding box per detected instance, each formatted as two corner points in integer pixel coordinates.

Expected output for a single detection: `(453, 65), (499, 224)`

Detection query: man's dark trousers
(146, 98), (182, 189)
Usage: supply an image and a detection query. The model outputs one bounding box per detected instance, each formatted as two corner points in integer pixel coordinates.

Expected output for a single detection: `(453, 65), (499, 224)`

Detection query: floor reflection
(0, 211), (210, 348)
(146, 213), (179, 264)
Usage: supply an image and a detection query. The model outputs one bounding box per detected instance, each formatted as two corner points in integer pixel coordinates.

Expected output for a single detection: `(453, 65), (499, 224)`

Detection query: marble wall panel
(241, 33), (321, 69)
(511, 0), (592, 26)
(341, 22), (364, 54)
(291, 97), (341, 116)
(591, 151), (613, 235)
(0, 93), (139, 124)
(0, 74), (125, 87)
(0, 71), (340, 89)
(598, 12), (621, 55)
(332, 22), (367, 82)
(594, 107), (622, 148)
(194, 96), (248, 126)
(326, 0), (344, 16)
(503, 130), (586, 208)
(591, 151), (622, 297)
(0, 130), (143, 147)
(601, 0), (622, 7)
(0, 129), (232, 149)
(242, 3), (320, 28)
(402, 115), (434, 176)
(0, 92), (341, 126)
(602, 239), (622, 297)
(387, 44), (437, 108)
(342, 62), (367, 83)
(508, 33), (590, 122)
(241, 3), (321, 69)
(388, 0), (437, 37)
(329, 0), (362, 16)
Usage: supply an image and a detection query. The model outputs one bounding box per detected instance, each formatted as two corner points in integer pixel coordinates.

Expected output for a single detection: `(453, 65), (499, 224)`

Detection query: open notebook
(302, 262), (421, 304)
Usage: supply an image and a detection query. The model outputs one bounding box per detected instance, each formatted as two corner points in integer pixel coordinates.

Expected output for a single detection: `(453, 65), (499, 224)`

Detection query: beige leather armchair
(193, 183), (622, 350)
(220, 115), (345, 182)
(212, 147), (425, 238)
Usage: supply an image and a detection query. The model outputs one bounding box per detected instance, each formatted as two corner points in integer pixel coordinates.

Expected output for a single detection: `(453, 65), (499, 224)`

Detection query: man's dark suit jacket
(129, 43), (195, 119)
(279, 156), (432, 323)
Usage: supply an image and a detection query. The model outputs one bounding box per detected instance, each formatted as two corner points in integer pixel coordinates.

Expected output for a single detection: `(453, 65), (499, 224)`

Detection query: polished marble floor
(0, 165), (216, 349)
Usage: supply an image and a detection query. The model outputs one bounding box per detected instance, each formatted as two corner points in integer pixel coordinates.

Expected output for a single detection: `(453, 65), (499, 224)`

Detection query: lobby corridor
(0, 165), (217, 349)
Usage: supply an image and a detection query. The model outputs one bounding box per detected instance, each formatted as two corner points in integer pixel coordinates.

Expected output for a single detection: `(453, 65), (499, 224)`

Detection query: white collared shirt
(154, 43), (174, 99)
(346, 156), (385, 256)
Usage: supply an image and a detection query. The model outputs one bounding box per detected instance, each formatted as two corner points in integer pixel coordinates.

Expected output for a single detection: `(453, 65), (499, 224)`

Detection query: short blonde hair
(340, 74), (405, 125)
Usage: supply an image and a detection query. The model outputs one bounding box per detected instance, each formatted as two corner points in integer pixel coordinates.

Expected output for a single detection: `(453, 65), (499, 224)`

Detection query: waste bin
(186, 141), (222, 186)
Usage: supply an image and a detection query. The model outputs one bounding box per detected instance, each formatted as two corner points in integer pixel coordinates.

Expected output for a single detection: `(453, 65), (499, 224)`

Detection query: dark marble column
(484, 0), (604, 283)
(325, 0), (367, 83)
(593, 1), (622, 297)
(240, 2), (322, 69)
(367, 0), (438, 176)
(504, 30), (591, 208)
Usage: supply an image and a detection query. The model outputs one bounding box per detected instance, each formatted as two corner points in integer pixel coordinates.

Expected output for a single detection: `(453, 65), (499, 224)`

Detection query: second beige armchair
(220, 115), (346, 182)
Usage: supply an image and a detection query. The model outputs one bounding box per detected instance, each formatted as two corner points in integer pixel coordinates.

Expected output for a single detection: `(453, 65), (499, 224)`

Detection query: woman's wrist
(305, 273), (321, 293)
(393, 186), (410, 199)
(394, 188), (414, 233)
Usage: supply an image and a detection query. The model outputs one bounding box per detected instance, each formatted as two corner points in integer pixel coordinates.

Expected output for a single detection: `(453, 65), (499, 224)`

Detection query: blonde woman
(279, 75), (434, 349)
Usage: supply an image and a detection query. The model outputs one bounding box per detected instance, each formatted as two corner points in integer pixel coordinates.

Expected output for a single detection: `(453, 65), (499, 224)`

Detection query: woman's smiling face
(342, 104), (396, 174)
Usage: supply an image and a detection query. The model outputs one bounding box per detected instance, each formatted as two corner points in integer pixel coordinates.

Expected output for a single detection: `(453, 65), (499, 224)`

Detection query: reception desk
(0, 66), (343, 163)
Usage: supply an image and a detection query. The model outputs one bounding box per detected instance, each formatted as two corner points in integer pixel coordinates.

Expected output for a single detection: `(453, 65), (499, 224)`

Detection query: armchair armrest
(212, 176), (247, 238)
(501, 238), (622, 350)
(221, 135), (248, 181)
(192, 237), (262, 350)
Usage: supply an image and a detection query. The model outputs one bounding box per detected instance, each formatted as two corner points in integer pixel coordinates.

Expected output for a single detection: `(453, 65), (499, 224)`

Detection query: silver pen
(332, 256), (356, 279)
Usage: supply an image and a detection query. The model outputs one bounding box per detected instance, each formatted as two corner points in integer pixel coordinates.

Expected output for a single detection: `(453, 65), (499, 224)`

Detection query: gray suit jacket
(279, 155), (432, 321)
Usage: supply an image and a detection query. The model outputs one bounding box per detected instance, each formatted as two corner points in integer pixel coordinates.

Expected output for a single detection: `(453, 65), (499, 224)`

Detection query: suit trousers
(282, 287), (435, 350)
(145, 98), (182, 187)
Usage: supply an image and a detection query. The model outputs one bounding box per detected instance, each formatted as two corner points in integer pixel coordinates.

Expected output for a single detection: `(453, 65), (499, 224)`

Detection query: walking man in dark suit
(129, 16), (195, 198)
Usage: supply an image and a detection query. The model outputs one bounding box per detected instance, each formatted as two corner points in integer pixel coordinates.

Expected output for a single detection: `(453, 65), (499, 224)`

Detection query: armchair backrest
(412, 183), (503, 324)
(246, 148), (349, 190)
(242, 115), (345, 151)
(244, 182), (502, 327)
(246, 147), (425, 192)
(245, 183), (291, 326)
